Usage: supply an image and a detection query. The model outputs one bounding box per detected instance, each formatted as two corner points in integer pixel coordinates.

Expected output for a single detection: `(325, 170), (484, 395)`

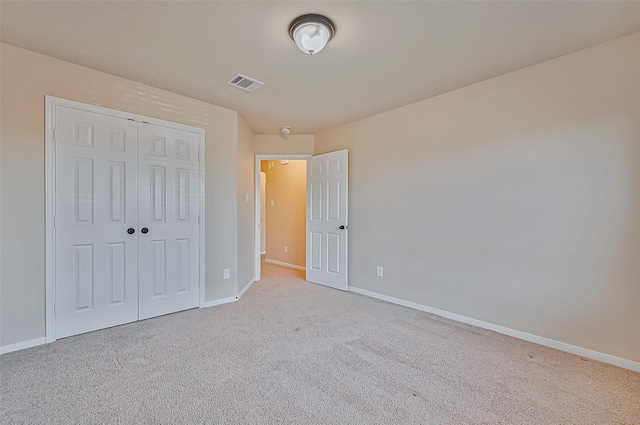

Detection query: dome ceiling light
(288, 14), (336, 55)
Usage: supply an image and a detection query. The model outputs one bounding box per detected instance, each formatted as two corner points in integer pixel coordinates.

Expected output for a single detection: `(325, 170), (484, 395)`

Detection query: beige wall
(237, 115), (255, 292)
(314, 33), (640, 362)
(0, 44), (244, 346)
(262, 160), (306, 268)
(255, 134), (313, 155)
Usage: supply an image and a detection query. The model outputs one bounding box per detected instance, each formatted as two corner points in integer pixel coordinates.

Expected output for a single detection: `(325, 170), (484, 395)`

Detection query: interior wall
(237, 115), (255, 293)
(0, 43), (241, 347)
(261, 160), (307, 268)
(314, 33), (640, 363)
(255, 134), (314, 155)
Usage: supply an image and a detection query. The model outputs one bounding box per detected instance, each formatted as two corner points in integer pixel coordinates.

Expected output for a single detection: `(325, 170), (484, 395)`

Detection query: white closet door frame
(45, 96), (206, 343)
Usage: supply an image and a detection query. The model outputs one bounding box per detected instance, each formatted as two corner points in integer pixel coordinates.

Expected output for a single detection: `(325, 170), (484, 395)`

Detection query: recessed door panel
(176, 140), (190, 160)
(310, 232), (322, 271)
(151, 166), (166, 222)
(177, 239), (190, 292)
(75, 158), (94, 224)
(328, 159), (341, 174)
(327, 233), (340, 275)
(108, 161), (125, 223)
(310, 162), (323, 177)
(152, 240), (167, 297)
(108, 129), (126, 152)
(74, 244), (94, 311)
(73, 123), (93, 147)
(310, 182), (323, 221)
(108, 242), (126, 305)
(176, 169), (190, 222)
(328, 180), (341, 221)
(151, 136), (166, 157)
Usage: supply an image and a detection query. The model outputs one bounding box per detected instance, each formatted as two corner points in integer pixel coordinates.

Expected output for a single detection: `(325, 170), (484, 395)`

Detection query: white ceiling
(2, 1), (640, 134)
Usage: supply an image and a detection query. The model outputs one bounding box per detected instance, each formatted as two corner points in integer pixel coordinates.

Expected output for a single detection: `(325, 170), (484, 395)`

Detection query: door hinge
(198, 150), (201, 162)
(53, 302), (56, 315)
(52, 128), (57, 142)
(53, 215), (56, 228)
(198, 215), (200, 225)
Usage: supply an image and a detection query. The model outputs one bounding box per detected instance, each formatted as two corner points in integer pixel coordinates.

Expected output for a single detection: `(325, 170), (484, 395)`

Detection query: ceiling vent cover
(226, 73), (264, 92)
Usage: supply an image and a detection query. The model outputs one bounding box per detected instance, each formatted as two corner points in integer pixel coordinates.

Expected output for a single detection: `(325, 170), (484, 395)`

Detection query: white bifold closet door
(54, 106), (200, 339)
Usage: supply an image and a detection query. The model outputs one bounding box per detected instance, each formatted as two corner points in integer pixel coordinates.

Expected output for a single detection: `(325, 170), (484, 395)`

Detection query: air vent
(226, 73), (264, 93)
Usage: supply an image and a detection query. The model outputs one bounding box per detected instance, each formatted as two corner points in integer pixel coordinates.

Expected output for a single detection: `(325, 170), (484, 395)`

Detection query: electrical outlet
(284, 246), (288, 253)
(376, 266), (383, 277)
(270, 200), (275, 207)
(245, 193), (249, 203)
(223, 268), (230, 280)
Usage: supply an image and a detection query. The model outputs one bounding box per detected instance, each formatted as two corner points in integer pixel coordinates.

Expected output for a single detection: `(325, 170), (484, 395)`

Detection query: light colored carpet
(1, 262), (639, 424)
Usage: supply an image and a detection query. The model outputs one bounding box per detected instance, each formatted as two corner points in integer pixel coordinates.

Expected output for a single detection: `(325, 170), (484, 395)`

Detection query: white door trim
(45, 95), (206, 343)
(254, 154), (311, 282)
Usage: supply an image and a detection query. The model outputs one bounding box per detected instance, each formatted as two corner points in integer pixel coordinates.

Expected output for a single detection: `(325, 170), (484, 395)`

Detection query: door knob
(127, 228), (135, 234)
(339, 225), (348, 230)
(141, 227), (149, 234)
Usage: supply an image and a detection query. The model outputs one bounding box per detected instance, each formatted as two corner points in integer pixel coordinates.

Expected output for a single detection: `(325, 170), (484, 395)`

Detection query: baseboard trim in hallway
(348, 286), (640, 373)
(264, 258), (305, 271)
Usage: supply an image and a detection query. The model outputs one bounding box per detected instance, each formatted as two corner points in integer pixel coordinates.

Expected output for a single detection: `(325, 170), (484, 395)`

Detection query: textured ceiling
(2, 1), (640, 134)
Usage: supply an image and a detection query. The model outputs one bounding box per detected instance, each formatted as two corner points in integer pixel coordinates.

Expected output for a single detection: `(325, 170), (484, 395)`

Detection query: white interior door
(138, 123), (200, 320)
(306, 150), (348, 290)
(55, 106), (139, 338)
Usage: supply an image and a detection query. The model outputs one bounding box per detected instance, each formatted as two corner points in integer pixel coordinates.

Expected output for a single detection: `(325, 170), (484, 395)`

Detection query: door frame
(254, 154), (311, 282)
(45, 96), (206, 343)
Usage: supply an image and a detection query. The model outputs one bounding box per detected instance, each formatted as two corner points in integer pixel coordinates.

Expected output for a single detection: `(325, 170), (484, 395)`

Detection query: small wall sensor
(281, 126), (291, 135)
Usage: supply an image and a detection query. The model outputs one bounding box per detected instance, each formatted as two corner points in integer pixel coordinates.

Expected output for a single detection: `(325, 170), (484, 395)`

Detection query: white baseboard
(200, 296), (238, 309)
(265, 258), (305, 271)
(7, 286), (254, 354)
(200, 279), (256, 309)
(348, 286), (640, 373)
(0, 337), (47, 355)
(260, 251), (266, 255)
(238, 279), (255, 299)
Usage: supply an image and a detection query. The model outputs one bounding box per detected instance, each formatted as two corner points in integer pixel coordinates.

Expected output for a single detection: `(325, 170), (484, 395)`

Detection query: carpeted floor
(1, 262), (639, 424)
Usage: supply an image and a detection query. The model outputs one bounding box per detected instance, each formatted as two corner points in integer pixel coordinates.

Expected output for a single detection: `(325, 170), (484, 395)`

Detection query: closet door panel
(138, 123), (200, 320)
(54, 106), (139, 338)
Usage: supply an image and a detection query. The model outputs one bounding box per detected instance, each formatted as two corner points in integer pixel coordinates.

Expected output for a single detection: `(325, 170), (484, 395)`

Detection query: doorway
(254, 150), (349, 290)
(254, 155), (310, 281)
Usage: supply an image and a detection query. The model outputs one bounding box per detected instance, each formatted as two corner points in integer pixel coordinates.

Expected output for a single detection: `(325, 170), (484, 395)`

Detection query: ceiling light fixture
(289, 14), (336, 55)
